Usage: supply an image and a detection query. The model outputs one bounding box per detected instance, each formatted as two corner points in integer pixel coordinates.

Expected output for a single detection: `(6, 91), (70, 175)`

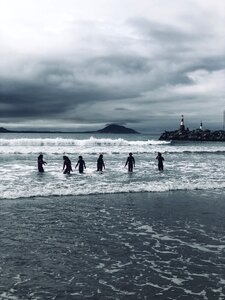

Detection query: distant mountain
(97, 124), (139, 134)
(0, 124), (139, 134)
(0, 127), (10, 132)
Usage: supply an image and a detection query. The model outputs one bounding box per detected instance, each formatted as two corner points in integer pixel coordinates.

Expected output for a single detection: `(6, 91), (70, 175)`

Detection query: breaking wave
(1, 181), (225, 200)
(1, 134), (225, 200)
(0, 137), (170, 147)
(1, 137), (225, 155)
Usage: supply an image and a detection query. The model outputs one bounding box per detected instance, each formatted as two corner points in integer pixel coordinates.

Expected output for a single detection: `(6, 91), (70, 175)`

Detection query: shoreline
(0, 187), (224, 202)
(1, 189), (225, 299)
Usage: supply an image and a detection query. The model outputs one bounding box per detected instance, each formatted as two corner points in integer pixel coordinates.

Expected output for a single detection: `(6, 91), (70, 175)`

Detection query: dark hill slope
(97, 124), (139, 134)
(0, 127), (10, 132)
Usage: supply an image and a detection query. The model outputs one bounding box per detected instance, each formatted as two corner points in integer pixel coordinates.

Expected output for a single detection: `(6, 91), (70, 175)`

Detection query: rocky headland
(0, 127), (10, 133)
(159, 129), (225, 141)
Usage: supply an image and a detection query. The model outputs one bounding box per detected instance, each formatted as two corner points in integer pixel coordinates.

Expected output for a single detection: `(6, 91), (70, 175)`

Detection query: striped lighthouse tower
(180, 115), (185, 132)
(200, 121), (203, 130)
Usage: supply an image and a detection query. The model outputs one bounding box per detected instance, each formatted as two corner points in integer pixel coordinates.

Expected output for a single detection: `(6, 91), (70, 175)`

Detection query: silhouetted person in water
(125, 152), (135, 172)
(97, 154), (105, 171)
(156, 152), (164, 171)
(75, 156), (86, 173)
(63, 155), (72, 174)
(38, 154), (47, 172)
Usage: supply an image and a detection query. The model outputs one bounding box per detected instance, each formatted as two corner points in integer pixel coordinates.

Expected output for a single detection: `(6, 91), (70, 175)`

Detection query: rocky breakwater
(159, 129), (225, 141)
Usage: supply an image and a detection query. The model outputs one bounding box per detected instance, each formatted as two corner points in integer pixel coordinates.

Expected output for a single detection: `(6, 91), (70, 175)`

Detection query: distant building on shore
(179, 115), (185, 132)
(179, 115), (203, 131)
(159, 114), (225, 141)
(223, 110), (225, 131)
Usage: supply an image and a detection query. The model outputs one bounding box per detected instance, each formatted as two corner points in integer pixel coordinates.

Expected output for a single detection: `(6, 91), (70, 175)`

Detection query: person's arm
(125, 158), (128, 167)
(63, 161), (65, 171)
(133, 157), (135, 167)
(84, 161), (86, 169)
(75, 161), (78, 169)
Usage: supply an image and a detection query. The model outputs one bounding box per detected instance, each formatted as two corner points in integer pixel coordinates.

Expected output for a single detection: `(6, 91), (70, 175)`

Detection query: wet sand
(0, 190), (225, 299)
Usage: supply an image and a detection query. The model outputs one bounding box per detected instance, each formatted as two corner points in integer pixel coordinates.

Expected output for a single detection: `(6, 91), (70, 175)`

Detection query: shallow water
(0, 191), (225, 299)
(0, 133), (225, 199)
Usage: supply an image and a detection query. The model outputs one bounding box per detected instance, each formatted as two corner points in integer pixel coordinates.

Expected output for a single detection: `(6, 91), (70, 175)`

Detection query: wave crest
(0, 137), (170, 147)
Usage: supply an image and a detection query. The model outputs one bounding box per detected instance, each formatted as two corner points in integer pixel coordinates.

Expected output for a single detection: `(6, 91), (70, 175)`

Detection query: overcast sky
(0, 0), (224, 132)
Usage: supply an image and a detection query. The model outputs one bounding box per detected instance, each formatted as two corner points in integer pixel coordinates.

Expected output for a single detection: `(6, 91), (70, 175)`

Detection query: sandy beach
(0, 190), (225, 299)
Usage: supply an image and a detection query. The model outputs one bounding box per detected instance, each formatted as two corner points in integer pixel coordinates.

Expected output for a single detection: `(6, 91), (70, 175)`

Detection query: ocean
(0, 133), (225, 299)
(0, 132), (225, 199)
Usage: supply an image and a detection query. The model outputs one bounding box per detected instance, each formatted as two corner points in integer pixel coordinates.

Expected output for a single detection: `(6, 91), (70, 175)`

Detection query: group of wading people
(38, 152), (165, 173)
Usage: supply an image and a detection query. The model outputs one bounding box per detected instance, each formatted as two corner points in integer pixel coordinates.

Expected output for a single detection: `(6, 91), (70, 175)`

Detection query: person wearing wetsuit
(156, 152), (164, 171)
(125, 153), (135, 172)
(75, 156), (86, 173)
(63, 155), (72, 174)
(38, 154), (47, 172)
(97, 154), (105, 171)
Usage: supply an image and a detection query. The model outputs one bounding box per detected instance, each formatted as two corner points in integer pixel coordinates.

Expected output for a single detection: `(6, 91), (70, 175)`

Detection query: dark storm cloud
(130, 18), (199, 44)
(0, 81), (114, 119)
(0, 55), (148, 121)
(186, 56), (225, 73)
(0, 83), (71, 118)
(115, 108), (130, 111)
(130, 17), (225, 70)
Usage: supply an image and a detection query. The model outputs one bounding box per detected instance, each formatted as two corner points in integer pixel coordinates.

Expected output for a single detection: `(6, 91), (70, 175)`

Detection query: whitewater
(0, 132), (225, 199)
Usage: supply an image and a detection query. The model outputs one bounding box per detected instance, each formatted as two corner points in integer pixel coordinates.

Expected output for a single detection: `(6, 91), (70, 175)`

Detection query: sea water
(0, 132), (225, 199)
(1, 133), (225, 299)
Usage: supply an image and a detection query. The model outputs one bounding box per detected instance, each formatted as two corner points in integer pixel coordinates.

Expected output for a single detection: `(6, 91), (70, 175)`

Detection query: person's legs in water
(128, 163), (133, 172)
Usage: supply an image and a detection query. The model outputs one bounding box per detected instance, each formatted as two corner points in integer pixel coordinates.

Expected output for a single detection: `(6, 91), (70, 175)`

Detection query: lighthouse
(179, 115), (185, 132)
(200, 121), (203, 130)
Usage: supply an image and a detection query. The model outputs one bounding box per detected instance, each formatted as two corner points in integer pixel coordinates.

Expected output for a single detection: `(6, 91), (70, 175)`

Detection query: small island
(159, 116), (225, 141)
(97, 124), (139, 134)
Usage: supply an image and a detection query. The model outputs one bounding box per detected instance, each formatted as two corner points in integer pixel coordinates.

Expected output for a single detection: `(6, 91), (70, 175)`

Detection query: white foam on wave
(0, 137), (170, 147)
(1, 137), (225, 156)
(137, 225), (154, 233)
(0, 137), (173, 155)
(0, 292), (19, 300)
(0, 178), (225, 200)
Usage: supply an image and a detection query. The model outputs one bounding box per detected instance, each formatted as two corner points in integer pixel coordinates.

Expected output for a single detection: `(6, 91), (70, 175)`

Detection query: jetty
(159, 115), (225, 141)
(159, 129), (225, 141)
